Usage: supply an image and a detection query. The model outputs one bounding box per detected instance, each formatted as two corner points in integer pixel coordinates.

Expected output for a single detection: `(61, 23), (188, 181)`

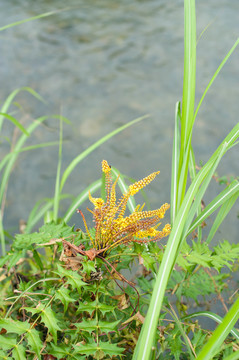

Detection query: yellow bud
(129, 171), (160, 196)
(88, 191), (104, 209)
(102, 160), (111, 173)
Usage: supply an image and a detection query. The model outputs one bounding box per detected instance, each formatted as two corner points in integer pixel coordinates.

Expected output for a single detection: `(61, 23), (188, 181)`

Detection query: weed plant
(1, 0), (239, 359)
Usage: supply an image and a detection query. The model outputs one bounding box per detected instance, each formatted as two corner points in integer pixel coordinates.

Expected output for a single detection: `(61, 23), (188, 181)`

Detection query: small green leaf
(77, 300), (115, 316)
(13, 222), (75, 250)
(75, 319), (120, 334)
(48, 343), (86, 359)
(55, 285), (77, 312)
(0, 349), (9, 359)
(0, 319), (29, 335)
(0, 335), (17, 349)
(24, 305), (62, 344)
(55, 265), (87, 294)
(0, 113), (29, 136)
(6, 251), (26, 270)
(73, 341), (124, 357)
(11, 345), (26, 360)
(81, 260), (96, 275)
(25, 328), (42, 358)
(32, 250), (44, 271)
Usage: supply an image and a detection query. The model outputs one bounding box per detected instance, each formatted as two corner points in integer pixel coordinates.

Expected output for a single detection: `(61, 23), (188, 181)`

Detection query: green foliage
(0, 2), (239, 360)
(1, 220), (238, 359)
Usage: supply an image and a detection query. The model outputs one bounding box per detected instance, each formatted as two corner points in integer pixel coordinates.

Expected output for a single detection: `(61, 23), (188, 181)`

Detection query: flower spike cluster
(84, 160), (170, 256)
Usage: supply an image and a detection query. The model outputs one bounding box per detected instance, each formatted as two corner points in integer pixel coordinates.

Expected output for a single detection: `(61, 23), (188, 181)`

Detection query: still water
(0, 1), (238, 248)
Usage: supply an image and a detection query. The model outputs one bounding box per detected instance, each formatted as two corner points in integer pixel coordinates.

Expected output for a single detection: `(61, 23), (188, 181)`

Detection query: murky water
(0, 0), (238, 249)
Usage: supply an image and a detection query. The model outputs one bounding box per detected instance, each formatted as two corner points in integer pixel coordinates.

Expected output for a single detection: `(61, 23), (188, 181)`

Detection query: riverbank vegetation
(0, 0), (239, 359)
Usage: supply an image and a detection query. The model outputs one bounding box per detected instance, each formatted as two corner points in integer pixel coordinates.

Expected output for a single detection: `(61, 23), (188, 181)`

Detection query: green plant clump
(1, 0), (239, 359)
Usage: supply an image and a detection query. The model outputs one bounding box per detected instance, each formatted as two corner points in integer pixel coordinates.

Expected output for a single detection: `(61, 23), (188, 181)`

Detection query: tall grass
(133, 0), (239, 358)
(0, 8), (152, 256)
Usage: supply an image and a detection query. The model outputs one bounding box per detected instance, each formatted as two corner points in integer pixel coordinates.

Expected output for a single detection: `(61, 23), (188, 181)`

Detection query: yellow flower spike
(83, 161), (170, 255)
(88, 191), (104, 209)
(109, 174), (120, 209)
(129, 171), (160, 196)
(162, 223), (171, 236)
(102, 159), (111, 173)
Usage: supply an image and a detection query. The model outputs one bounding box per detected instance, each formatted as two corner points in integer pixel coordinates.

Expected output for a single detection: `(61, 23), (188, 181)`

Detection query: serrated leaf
(32, 249), (43, 271)
(0, 319), (30, 335)
(81, 260), (96, 275)
(0, 335), (17, 349)
(211, 240), (239, 271)
(140, 251), (156, 272)
(24, 304), (62, 344)
(25, 328), (42, 358)
(0, 349), (9, 359)
(49, 343), (85, 360)
(11, 345), (26, 360)
(55, 265), (86, 294)
(77, 300), (115, 316)
(55, 285), (76, 312)
(75, 319), (120, 334)
(73, 341), (124, 356)
(187, 252), (212, 267)
(12, 222), (75, 250)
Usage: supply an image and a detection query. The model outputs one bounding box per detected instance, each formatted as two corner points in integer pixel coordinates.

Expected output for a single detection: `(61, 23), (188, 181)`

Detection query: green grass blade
(223, 352), (239, 360)
(0, 112), (29, 135)
(63, 180), (102, 223)
(0, 214), (5, 256)
(206, 191), (239, 244)
(197, 297), (239, 360)
(188, 146), (203, 240)
(0, 116), (58, 205)
(0, 115), (63, 254)
(25, 200), (54, 234)
(0, 87), (45, 132)
(111, 167), (136, 213)
(133, 151), (223, 359)
(183, 142), (228, 236)
(53, 118), (63, 222)
(187, 180), (239, 238)
(59, 115), (149, 192)
(167, 305), (195, 359)
(194, 38), (239, 123)
(171, 101), (181, 224)
(181, 0), (196, 142)
(0, 10), (63, 32)
(178, 0), (196, 201)
(133, 123), (239, 359)
(0, 142), (59, 174)
(182, 311), (239, 339)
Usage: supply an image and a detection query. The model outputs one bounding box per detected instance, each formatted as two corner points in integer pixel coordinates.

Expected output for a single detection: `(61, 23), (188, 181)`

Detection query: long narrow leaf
(0, 10), (63, 32)
(63, 180), (102, 223)
(171, 101), (181, 224)
(0, 112), (29, 135)
(111, 166), (136, 213)
(197, 297), (239, 360)
(193, 38), (239, 123)
(188, 147), (203, 240)
(206, 191), (239, 244)
(223, 352), (239, 360)
(133, 122), (239, 359)
(133, 147), (225, 360)
(187, 180), (239, 237)
(0, 142), (59, 173)
(60, 115), (149, 192)
(183, 311), (239, 339)
(53, 118), (63, 221)
(178, 0), (196, 203)
(0, 87), (45, 131)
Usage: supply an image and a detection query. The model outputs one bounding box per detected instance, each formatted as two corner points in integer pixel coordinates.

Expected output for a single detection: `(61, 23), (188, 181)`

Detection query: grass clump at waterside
(0, 0), (239, 359)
